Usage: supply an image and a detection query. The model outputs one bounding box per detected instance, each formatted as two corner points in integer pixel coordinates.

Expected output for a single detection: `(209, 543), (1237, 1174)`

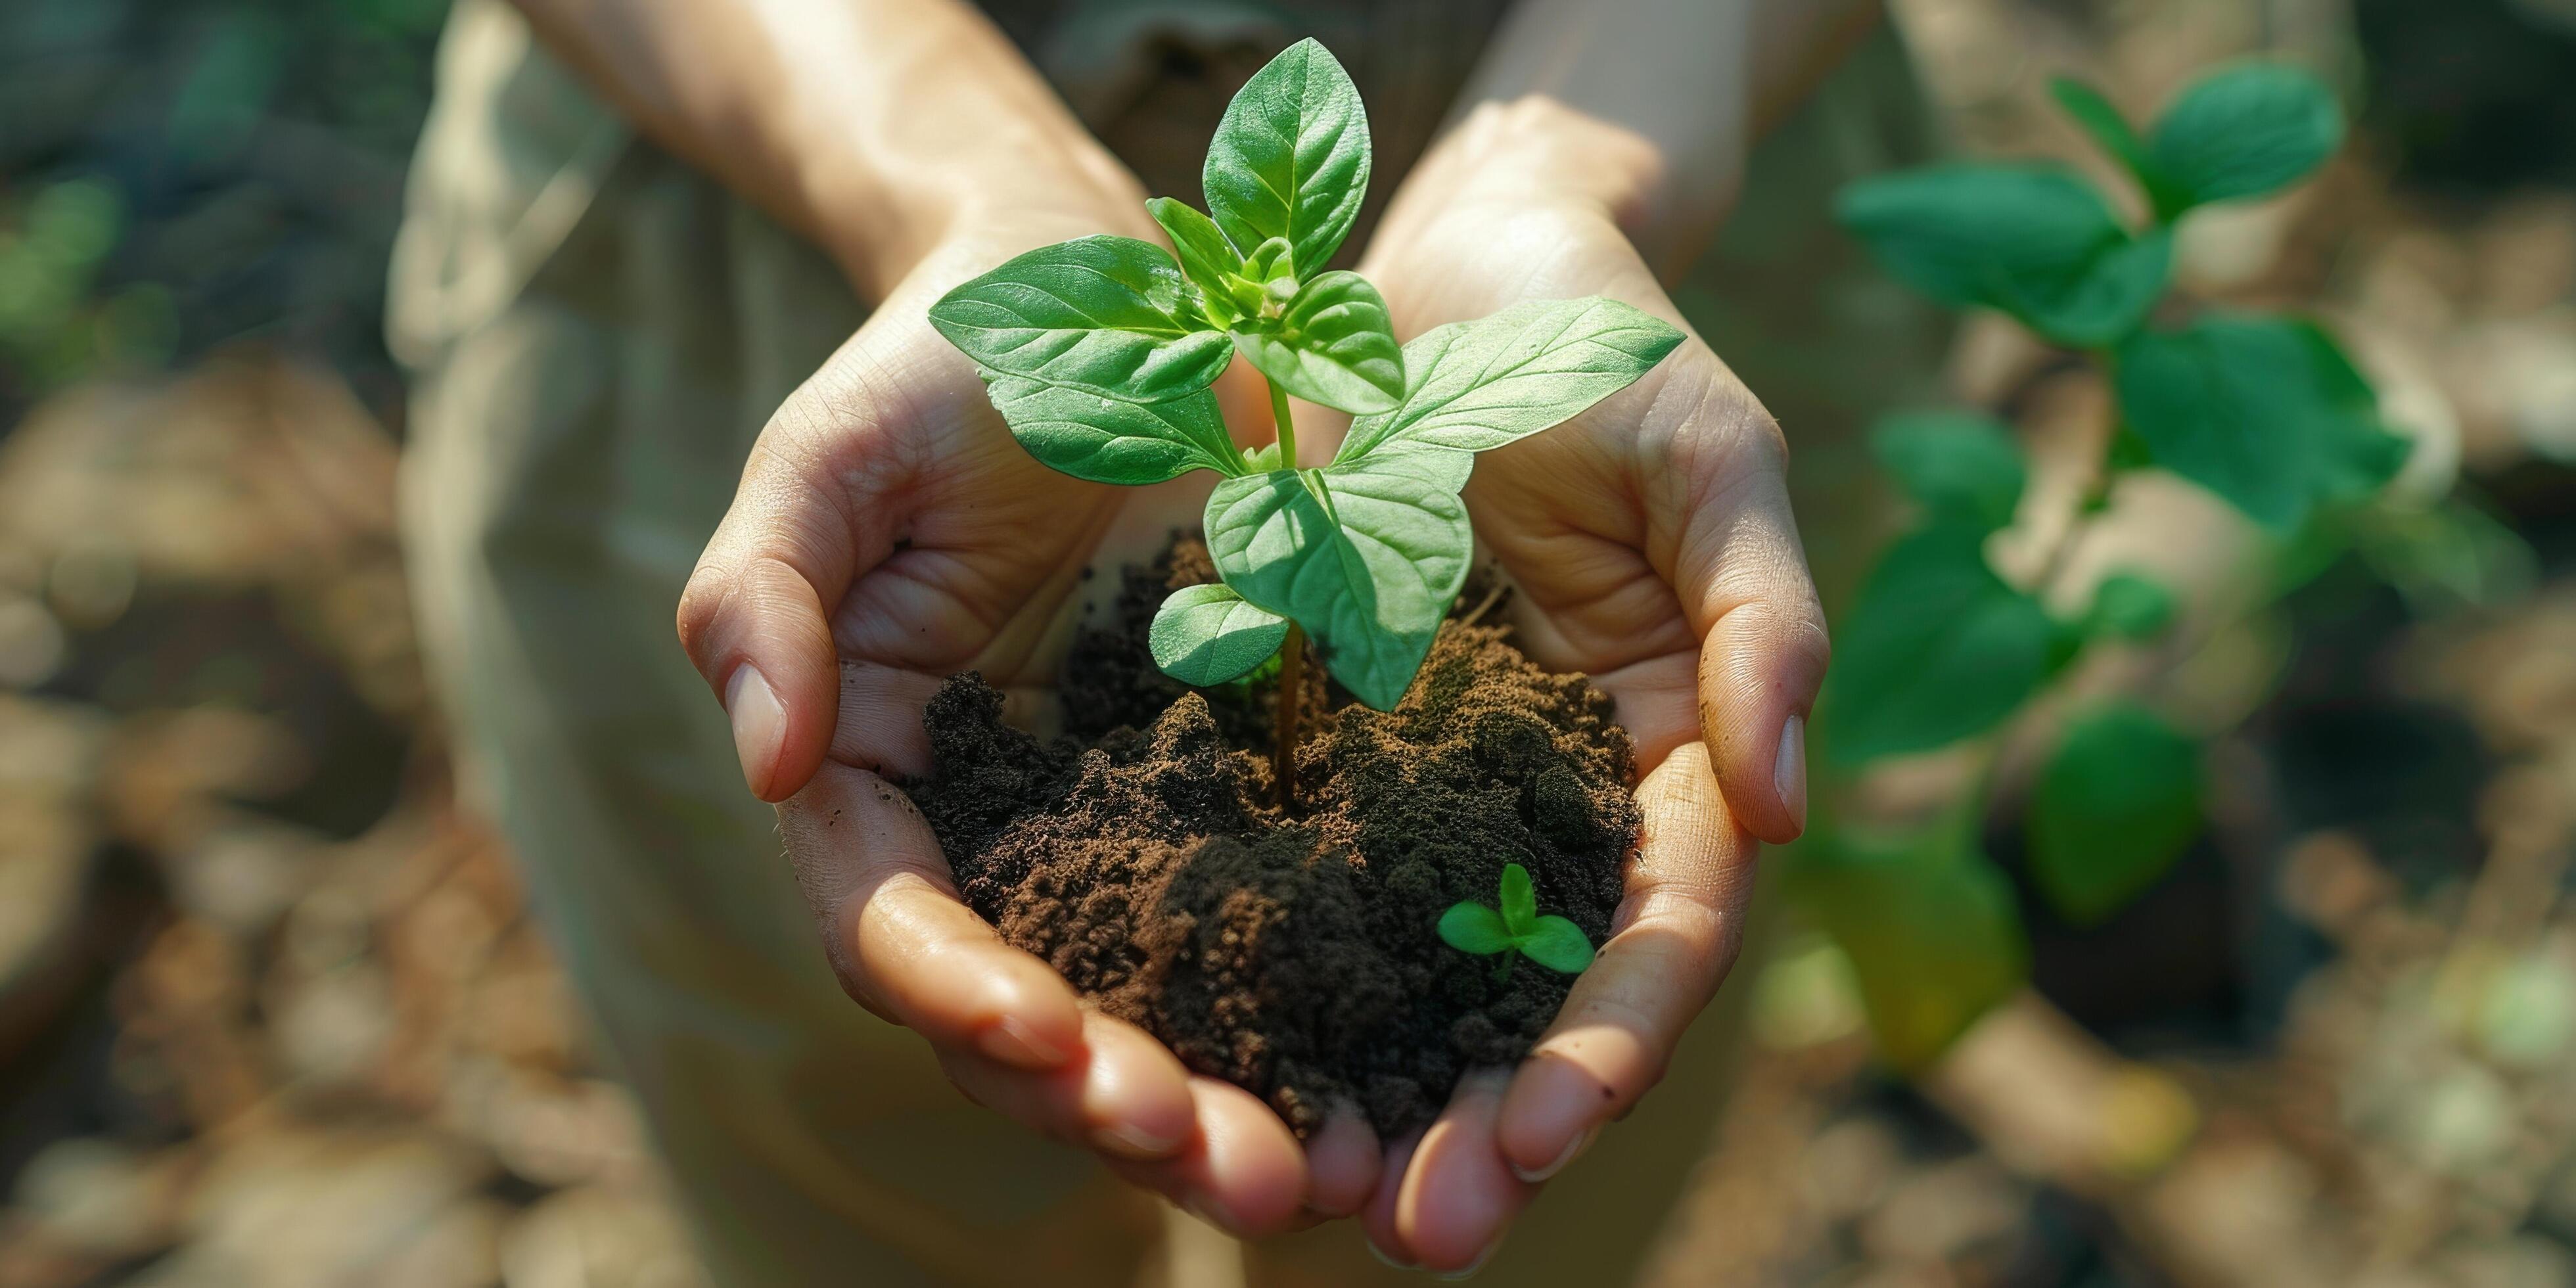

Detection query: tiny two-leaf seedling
(1437, 863), (1595, 981)
(927, 38), (1684, 812)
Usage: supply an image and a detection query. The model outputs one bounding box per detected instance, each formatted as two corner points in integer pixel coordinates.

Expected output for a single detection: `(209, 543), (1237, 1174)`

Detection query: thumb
(1673, 411), (1829, 844)
(679, 398), (904, 802)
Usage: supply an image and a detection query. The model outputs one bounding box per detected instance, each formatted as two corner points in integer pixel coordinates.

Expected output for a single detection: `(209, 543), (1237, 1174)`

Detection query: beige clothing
(390, 3), (1943, 1283)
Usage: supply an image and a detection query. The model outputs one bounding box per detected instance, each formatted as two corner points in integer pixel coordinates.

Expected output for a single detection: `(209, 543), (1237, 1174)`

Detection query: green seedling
(927, 39), (1684, 803)
(1437, 863), (1594, 980)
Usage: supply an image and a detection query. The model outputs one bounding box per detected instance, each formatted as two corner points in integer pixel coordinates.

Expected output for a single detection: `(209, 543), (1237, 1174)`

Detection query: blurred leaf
(1785, 829), (2028, 1069)
(2050, 77), (2155, 192)
(169, 15), (288, 163)
(2084, 571), (2176, 639)
(26, 179), (122, 266)
(2114, 317), (2409, 530)
(2028, 703), (2202, 925)
(1824, 522), (2056, 763)
(1835, 164), (2169, 347)
(1870, 411), (2026, 531)
(2146, 64), (2344, 217)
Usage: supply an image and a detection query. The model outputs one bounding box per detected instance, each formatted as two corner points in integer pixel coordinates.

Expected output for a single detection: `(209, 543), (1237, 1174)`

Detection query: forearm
(507, 0), (1142, 297)
(1434, 0), (1881, 275)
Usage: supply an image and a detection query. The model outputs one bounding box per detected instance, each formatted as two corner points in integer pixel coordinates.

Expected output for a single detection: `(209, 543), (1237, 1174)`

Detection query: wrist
(801, 130), (1151, 300)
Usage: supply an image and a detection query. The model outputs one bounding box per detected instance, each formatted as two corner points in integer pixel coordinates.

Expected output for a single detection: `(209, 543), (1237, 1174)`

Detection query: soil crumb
(909, 540), (1638, 1138)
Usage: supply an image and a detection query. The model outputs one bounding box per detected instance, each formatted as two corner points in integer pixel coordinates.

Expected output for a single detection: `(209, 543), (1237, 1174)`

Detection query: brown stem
(1273, 624), (1303, 810)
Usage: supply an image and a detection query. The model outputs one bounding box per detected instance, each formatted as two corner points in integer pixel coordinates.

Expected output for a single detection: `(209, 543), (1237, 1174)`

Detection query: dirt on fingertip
(907, 537), (1639, 1139)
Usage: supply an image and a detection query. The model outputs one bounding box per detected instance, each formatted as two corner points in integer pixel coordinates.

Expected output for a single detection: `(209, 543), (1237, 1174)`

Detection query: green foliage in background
(1800, 63), (2400, 1065)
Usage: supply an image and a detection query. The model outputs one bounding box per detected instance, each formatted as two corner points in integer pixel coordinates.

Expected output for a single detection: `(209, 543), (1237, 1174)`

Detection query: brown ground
(908, 541), (1640, 1138)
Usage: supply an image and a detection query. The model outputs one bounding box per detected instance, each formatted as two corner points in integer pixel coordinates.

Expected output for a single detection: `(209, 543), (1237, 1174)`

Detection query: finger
(1360, 1129), (1423, 1268)
(935, 1010), (1195, 1162)
(678, 393), (908, 803)
(1302, 1102), (1381, 1218)
(1113, 1078), (1309, 1239)
(1394, 1072), (1529, 1275)
(779, 758), (1084, 1070)
(1495, 742), (1754, 1182)
(1669, 396), (1828, 842)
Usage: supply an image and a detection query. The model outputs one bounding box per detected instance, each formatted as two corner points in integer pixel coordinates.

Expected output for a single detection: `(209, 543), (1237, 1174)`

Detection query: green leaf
(1147, 197), (1246, 326)
(1784, 830), (2027, 1070)
(2084, 570), (2175, 639)
(1835, 165), (2170, 347)
(1203, 37), (1369, 281)
(929, 235), (1232, 402)
(1149, 584), (1291, 686)
(2114, 317), (2408, 530)
(1824, 522), (2057, 763)
(1498, 862), (1537, 937)
(1870, 411), (2026, 531)
(1335, 297), (1686, 463)
(2027, 703), (2203, 925)
(1231, 270), (1405, 414)
(1437, 902), (1515, 955)
(1203, 454), (1471, 711)
(2049, 77), (2153, 187)
(1517, 915), (1595, 975)
(2146, 64), (2343, 216)
(982, 375), (1241, 485)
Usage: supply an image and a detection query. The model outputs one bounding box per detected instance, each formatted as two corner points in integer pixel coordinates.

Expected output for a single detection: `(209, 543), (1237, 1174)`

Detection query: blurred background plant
(2, 0), (2575, 1285)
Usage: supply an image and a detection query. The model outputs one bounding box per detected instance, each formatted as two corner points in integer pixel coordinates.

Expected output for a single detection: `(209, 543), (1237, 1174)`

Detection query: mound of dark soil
(908, 541), (1638, 1138)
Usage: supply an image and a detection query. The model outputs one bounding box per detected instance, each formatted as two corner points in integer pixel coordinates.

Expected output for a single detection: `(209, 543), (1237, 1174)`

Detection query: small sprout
(1438, 863), (1594, 980)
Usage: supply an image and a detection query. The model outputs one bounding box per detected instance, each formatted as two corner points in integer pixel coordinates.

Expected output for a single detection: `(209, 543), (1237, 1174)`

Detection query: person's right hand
(674, 193), (1387, 1238)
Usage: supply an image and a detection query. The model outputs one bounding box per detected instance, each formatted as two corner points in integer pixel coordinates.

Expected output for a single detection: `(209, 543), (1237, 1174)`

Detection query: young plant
(926, 39), (1684, 800)
(1437, 863), (1594, 980)
(1796, 62), (2433, 1069)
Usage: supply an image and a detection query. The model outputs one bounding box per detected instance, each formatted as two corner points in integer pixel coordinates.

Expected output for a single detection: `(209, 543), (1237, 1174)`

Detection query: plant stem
(1265, 374), (1304, 812)
(1274, 624), (1302, 809)
(1268, 377), (1298, 469)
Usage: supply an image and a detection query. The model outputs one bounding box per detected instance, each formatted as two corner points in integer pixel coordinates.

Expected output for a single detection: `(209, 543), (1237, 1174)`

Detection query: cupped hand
(675, 199), (1383, 1237)
(1340, 100), (1831, 1273)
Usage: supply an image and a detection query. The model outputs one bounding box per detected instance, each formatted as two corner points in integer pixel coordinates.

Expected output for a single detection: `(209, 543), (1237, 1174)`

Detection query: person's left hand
(1329, 99), (1830, 1274)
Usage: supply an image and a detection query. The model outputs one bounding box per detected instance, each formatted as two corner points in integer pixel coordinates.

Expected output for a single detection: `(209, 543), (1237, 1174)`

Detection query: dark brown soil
(908, 540), (1640, 1139)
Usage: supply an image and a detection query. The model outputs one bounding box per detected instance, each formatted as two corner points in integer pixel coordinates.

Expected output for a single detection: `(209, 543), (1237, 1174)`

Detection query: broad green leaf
(1203, 454), (1471, 711)
(1335, 297), (1686, 463)
(1437, 902), (1515, 955)
(1498, 862), (1537, 937)
(1870, 411), (2026, 531)
(983, 375), (1241, 485)
(1147, 197), (1245, 326)
(2146, 64), (2343, 216)
(1354, 442), (1475, 492)
(1835, 165), (2170, 347)
(2050, 77), (2153, 188)
(929, 235), (1232, 402)
(1203, 37), (1369, 280)
(2114, 317), (2408, 530)
(1824, 522), (2057, 763)
(2085, 570), (2175, 639)
(2028, 703), (2202, 925)
(1231, 270), (1404, 413)
(1517, 915), (1594, 975)
(1149, 584), (1291, 686)
(1783, 831), (2027, 1070)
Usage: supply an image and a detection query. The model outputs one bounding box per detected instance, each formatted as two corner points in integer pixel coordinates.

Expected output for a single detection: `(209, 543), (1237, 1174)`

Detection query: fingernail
(1436, 1237), (1501, 1280)
(1090, 1122), (1182, 1161)
(1367, 1239), (1418, 1270)
(976, 1016), (1068, 1069)
(1509, 1124), (1598, 1183)
(1182, 1195), (1241, 1233)
(725, 664), (785, 797)
(1774, 714), (1807, 833)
